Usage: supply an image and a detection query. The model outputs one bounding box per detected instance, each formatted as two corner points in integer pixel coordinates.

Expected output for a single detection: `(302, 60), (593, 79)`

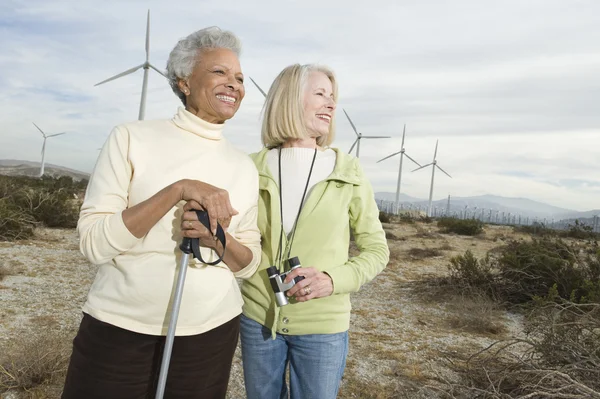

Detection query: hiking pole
(155, 210), (226, 399)
(155, 236), (193, 399)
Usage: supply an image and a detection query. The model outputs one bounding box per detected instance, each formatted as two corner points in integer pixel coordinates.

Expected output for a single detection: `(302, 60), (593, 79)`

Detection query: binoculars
(266, 257), (304, 307)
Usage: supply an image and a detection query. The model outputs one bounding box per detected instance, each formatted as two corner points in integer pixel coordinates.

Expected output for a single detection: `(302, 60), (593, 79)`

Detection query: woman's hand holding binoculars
(284, 268), (334, 302)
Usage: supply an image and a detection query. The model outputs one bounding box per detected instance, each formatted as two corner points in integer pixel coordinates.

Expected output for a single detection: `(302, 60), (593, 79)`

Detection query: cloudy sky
(1, 0), (598, 211)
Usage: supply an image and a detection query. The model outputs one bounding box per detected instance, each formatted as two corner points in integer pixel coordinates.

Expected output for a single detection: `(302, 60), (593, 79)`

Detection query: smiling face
(178, 48), (245, 124)
(302, 71), (336, 139)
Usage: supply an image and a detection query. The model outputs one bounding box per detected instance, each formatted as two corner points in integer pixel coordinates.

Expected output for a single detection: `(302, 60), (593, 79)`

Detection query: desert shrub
(562, 219), (599, 240)
(498, 238), (600, 304)
(448, 250), (496, 293)
(448, 238), (600, 306)
(379, 211), (391, 224)
(444, 300), (600, 398)
(407, 247), (443, 259)
(14, 188), (79, 228)
(514, 221), (557, 237)
(0, 176), (82, 241)
(0, 328), (71, 393)
(398, 213), (416, 224)
(437, 217), (483, 236)
(445, 293), (507, 336)
(0, 199), (36, 241)
(420, 215), (433, 224)
(385, 230), (403, 241)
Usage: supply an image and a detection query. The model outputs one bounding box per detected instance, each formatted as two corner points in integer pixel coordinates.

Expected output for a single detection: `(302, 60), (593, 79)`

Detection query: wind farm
(377, 124), (421, 211)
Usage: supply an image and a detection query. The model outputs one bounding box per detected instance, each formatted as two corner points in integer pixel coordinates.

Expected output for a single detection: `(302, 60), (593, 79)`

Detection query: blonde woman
(240, 64), (390, 399)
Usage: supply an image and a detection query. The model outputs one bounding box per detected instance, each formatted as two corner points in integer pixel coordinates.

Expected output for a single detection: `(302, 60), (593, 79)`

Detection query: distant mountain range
(0, 159), (90, 181)
(375, 192), (599, 221)
(1, 159), (595, 223)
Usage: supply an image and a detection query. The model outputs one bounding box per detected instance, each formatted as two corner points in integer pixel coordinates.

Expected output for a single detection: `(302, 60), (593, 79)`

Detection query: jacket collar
(252, 147), (362, 186)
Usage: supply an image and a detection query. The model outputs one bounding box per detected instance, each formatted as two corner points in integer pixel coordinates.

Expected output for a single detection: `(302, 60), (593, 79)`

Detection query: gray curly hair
(166, 26), (242, 105)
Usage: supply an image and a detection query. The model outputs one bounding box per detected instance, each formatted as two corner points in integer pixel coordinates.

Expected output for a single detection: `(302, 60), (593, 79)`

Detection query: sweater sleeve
(232, 167), (262, 279)
(77, 126), (141, 265)
(326, 165), (390, 295)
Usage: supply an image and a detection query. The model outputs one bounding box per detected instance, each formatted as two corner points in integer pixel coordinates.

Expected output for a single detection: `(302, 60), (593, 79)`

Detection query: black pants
(61, 313), (240, 399)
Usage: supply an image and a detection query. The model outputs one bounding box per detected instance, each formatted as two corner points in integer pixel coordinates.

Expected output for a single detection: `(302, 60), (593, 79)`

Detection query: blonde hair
(261, 64), (338, 148)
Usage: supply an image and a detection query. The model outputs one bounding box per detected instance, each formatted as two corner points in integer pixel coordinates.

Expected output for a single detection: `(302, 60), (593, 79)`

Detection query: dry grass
(444, 293), (508, 336)
(0, 264), (9, 281)
(0, 328), (71, 396)
(407, 247), (444, 260)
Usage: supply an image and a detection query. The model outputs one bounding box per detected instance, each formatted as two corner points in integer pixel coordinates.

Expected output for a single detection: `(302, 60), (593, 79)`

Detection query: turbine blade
(401, 124), (406, 148)
(148, 64), (167, 78)
(436, 164), (452, 178)
(348, 139), (358, 154)
(94, 64), (144, 86)
(362, 135), (391, 139)
(376, 151), (402, 163)
(249, 77), (267, 97)
(41, 139), (46, 156)
(433, 139), (439, 160)
(404, 153), (421, 167)
(47, 132), (66, 138)
(412, 163), (433, 172)
(145, 10), (150, 61)
(32, 122), (45, 137)
(343, 109), (359, 136)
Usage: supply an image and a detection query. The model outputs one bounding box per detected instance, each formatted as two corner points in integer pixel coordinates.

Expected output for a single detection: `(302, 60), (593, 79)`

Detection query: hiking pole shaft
(155, 238), (192, 399)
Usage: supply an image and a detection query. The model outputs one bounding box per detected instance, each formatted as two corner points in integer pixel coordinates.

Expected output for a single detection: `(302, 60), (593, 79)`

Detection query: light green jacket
(241, 148), (390, 337)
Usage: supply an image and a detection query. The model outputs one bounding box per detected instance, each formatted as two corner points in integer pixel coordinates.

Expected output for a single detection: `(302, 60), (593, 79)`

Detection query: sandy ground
(0, 221), (527, 398)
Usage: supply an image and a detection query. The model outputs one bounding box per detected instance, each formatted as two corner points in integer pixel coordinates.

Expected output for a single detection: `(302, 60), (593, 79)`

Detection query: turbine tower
(412, 140), (452, 217)
(344, 109), (390, 158)
(94, 10), (166, 120)
(376, 124), (421, 209)
(33, 123), (66, 177)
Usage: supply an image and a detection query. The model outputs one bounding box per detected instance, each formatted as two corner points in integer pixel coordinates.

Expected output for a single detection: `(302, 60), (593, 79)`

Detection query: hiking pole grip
(155, 237), (192, 399)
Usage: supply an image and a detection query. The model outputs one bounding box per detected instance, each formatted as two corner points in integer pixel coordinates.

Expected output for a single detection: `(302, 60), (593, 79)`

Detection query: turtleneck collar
(171, 107), (225, 141)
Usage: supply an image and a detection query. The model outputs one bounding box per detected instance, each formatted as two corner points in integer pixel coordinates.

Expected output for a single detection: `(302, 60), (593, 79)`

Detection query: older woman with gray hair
(61, 27), (260, 399)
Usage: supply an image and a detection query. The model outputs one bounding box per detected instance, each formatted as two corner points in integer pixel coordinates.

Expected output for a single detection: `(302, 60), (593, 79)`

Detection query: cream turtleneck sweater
(78, 107), (261, 336)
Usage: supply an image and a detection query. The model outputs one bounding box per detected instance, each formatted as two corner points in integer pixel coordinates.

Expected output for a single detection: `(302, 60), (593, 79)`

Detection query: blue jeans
(240, 314), (348, 399)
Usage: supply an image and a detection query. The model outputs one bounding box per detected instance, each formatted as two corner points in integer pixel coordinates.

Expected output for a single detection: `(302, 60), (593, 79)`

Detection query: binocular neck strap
(183, 210), (227, 266)
(276, 147), (317, 269)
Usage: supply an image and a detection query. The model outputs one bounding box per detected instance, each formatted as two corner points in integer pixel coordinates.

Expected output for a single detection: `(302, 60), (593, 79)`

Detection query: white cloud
(0, 0), (599, 211)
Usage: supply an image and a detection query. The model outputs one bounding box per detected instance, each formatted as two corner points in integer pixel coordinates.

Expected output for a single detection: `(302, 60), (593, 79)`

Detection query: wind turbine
(249, 77), (267, 97)
(376, 125), (421, 209)
(33, 123), (66, 177)
(412, 140), (452, 217)
(94, 10), (166, 120)
(343, 109), (390, 158)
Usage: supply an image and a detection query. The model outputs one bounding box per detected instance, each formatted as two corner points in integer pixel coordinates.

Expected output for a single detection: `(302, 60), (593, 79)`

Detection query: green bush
(448, 250), (496, 291)
(437, 217), (483, 236)
(448, 238), (600, 305)
(498, 238), (600, 304)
